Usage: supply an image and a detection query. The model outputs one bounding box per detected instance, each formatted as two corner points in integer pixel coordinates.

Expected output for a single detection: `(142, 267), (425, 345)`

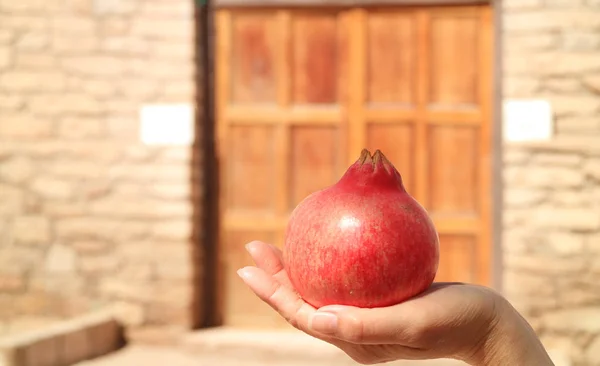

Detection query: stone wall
(0, 0), (203, 338)
(502, 0), (600, 365)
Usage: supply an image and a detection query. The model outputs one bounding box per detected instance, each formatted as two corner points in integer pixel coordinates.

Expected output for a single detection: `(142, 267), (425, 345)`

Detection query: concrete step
(180, 327), (466, 366)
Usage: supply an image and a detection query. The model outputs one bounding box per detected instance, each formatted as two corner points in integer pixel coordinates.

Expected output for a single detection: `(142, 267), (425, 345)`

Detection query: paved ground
(73, 328), (569, 366)
(76, 346), (207, 366)
(75, 345), (464, 366)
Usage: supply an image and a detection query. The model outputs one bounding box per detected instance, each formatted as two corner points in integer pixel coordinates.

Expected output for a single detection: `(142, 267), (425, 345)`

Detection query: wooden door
(216, 4), (494, 328)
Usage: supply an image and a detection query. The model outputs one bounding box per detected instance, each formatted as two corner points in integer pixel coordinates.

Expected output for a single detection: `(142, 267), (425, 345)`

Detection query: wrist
(469, 296), (554, 366)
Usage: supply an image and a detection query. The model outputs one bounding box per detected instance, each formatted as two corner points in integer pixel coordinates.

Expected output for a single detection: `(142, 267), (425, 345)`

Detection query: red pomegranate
(283, 149), (439, 309)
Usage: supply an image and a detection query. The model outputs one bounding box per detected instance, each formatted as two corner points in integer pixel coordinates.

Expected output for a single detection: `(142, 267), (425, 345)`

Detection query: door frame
(198, 0), (504, 328)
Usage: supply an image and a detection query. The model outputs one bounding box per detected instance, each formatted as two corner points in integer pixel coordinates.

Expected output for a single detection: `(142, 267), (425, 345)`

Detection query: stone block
(542, 78), (583, 93)
(0, 94), (23, 110)
(85, 318), (122, 358)
(42, 201), (86, 217)
(503, 77), (541, 97)
(41, 160), (104, 180)
(31, 177), (72, 200)
(70, 240), (110, 254)
(117, 263), (153, 281)
(505, 253), (587, 274)
(58, 118), (105, 139)
(2, 15), (47, 31)
(151, 42), (194, 60)
(22, 337), (60, 366)
(548, 189), (592, 207)
(509, 165), (585, 188)
(16, 31), (48, 51)
(44, 245), (76, 274)
(89, 196), (192, 219)
(140, 1), (194, 17)
(561, 31), (600, 51)
(13, 216), (51, 246)
(155, 259), (196, 281)
(14, 52), (55, 69)
(60, 56), (126, 76)
(546, 0), (584, 6)
(545, 232), (586, 255)
(0, 156), (34, 184)
(503, 148), (531, 164)
(0, 29), (15, 44)
(127, 58), (194, 79)
(99, 17), (129, 36)
(131, 19), (192, 39)
(545, 94), (600, 115)
(504, 10), (600, 32)
(162, 81), (196, 101)
(0, 71), (66, 92)
(152, 220), (193, 241)
(502, 208), (531, 228)
(585, 336), (600, 363)
(531, 208), (600, 231)
(100, 36), (150, 55)
(110, 301), (145, 327)
(59, 326), (89, 365)
(99, 279), (153, 302)
(542, 307), (600, 333)
(584, 74), (600, 93)
(92, 0), (137, 15)
(118, 77), (159, 99)
(503, 33), (558, 52)
(584, 158), (600, 180)
(0, 311), (122, 366)
(81, 79), (117, 98)
(0, 114), (53, 139)
(52, 35), (98, 55)
(27, 94), (104, 116)
(556, 116), (600, 133)
(0, 184), (24, 215)
(78, 255), (120, 273)
(503, 188), (546, 207)
(145, 302), (192, 327)
(507, 52), (600, 76)
(7, 317), (61, 335)
(0, 0), (45, 12)
(503, 270), (554, 296)
(51, 16), (96, 35)
(0, 272), (26, 293)
(0, 48), (10, 70)
(107, 163), (192, 182)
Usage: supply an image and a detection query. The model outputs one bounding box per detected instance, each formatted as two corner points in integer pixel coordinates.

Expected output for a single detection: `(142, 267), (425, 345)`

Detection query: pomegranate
(283, 149), (439, 309)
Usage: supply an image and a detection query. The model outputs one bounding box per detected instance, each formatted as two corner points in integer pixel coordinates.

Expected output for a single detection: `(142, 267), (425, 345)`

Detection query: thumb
(309, 304), (427, 346)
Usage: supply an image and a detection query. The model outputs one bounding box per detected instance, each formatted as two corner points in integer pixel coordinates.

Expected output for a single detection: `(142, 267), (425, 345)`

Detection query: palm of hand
(238, 241), (500, 365)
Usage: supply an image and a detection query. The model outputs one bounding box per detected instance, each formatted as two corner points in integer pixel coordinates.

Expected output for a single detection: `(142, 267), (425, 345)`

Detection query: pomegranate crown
(338, 148), (405, 190)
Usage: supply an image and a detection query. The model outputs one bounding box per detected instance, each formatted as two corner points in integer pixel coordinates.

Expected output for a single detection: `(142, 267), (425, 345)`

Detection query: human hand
(237, 240), (554, 365)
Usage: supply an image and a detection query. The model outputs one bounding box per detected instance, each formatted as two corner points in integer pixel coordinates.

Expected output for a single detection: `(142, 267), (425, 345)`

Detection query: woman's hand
(237, 240), (554, 366)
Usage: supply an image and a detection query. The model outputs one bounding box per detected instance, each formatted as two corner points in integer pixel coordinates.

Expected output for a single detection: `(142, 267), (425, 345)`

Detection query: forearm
(474, 299), (554, 366)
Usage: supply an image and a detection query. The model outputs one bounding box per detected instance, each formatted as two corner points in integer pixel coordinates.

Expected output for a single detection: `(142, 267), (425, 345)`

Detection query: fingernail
(237, 268), (250, 280)
(245, 242), (257, 254)
(309, 312), (338, 334)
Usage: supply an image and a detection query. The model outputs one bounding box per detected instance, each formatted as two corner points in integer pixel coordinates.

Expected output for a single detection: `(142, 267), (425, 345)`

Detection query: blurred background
(0, 0), (598, 365)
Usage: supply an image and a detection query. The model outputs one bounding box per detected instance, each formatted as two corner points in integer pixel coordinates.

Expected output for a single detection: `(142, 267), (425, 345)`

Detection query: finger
(309, 302), (430, 346)
(310, 284), (464, 345)
(237, 266), (316, 332)
(245, 241), (284, 275)
(245, 241), (294, 288)
(238, 266), (352, 350)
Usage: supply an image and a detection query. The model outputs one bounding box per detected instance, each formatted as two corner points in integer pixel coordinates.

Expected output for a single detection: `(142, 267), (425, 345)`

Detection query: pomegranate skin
(283, 149), (440, 309)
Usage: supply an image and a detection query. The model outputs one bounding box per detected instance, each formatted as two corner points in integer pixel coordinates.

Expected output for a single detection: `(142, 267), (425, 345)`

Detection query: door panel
(216, 5), (493, 328)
